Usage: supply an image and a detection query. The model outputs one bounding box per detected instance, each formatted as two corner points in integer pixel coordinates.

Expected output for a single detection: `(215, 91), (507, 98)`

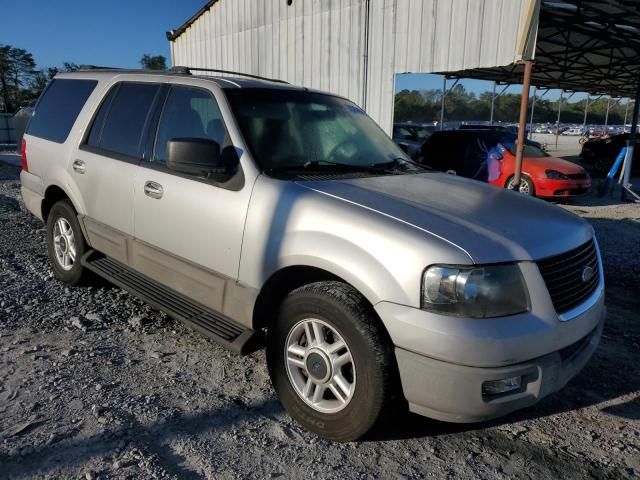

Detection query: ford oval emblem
(581, 265), (595, 283)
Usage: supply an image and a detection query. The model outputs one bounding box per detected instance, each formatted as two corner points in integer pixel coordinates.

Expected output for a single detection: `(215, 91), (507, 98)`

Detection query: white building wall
(170, 0), (537, 133)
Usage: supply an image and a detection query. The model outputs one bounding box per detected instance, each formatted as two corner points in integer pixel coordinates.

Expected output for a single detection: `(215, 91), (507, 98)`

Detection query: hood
(297, 173), (593, 264)
(524, 155), (587, 175)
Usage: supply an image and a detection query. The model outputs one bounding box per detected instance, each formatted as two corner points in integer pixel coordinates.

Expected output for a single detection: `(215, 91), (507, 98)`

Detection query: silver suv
(21, 68), (605, 442)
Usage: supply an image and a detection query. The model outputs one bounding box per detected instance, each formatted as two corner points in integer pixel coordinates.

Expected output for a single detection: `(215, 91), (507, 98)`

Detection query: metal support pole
(582, 94), (590, 133)
(621, 76), (640, 191)
(624, 98), (630, 127)
(490, 81), (496, 125)
(513, 61), (533, 190)
(555, 90), (563, 150)
(529, 86), (537, 139)
(604, 98), (611, 128)
(440, 77), (446, 131)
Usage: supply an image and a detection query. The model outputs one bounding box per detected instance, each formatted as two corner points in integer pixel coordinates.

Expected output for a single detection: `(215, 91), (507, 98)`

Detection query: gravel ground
(0, 160), (639, 480)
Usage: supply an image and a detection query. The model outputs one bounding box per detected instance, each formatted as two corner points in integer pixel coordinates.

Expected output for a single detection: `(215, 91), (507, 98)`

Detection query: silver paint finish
(21, 69), (606, 424)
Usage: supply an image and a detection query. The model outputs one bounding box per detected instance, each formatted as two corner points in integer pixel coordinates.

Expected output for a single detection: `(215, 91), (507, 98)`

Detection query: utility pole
(555, 90), (563, 150)
(490, 81), (496, 125)
(440, 76), (446, 131)
(582, 94), (590, 133)
(528, 86), (537, 138)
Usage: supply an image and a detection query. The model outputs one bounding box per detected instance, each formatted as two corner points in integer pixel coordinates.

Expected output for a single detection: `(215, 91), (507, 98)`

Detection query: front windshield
(226, 88), (420, 174)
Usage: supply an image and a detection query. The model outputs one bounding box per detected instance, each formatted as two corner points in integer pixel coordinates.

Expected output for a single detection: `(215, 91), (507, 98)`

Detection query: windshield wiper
(371, 156), (430, 173)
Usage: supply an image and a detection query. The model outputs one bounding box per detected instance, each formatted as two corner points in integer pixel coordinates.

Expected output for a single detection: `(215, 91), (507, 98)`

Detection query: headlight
(545, 169), (569, 180)
(422, 264), (528, 318)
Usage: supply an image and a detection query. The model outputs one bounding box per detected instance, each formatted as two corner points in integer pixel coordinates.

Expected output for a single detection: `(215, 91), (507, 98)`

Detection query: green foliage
(140, 54), (167, 70)
(394, 85), (630, 125)
(0, 45), (166, 113)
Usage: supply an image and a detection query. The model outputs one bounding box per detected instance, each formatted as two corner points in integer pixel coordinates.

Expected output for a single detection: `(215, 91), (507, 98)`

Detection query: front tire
(267, 281), (396, 442)
(506, 174), (535, 196)
(46, 200), (89, 285)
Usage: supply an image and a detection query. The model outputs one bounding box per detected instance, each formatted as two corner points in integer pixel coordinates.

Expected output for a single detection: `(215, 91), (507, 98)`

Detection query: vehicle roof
(54, 69), (308, 91)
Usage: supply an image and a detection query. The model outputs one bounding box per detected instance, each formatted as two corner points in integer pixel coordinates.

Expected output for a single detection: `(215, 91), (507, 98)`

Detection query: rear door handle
(72, 159), (86, 174)
(144, 181), (163, 199)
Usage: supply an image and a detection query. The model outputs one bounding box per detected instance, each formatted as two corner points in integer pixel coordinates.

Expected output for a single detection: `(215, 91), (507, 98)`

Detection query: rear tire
(46, 200), (90, 286)
(267, 281), (396, 442)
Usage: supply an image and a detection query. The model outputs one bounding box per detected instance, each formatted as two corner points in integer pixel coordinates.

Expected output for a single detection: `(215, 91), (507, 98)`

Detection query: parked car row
(579, 132), (640, 177)
(417, 130), (591, 198)
(392, 123), (590, 199)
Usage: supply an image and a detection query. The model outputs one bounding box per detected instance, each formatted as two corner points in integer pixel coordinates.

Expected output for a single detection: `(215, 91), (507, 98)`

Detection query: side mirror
(166, 138), (224, 177)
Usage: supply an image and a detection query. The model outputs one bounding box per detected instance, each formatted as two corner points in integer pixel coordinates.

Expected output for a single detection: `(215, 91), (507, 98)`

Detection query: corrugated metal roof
(444, 0), (640, 97)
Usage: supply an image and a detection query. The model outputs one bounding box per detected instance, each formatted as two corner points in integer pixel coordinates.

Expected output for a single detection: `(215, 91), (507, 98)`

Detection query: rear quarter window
(26, 79), (97, 143)
(89, 82), (160, 158)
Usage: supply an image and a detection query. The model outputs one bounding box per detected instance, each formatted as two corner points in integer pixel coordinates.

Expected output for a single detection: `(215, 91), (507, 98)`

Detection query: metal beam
(529, 86), (537, 138)
(512, 61), (533, 190)
(621, 74), (640, 195)
(439, 77), (460, 131)
(555, 90), (564, 150)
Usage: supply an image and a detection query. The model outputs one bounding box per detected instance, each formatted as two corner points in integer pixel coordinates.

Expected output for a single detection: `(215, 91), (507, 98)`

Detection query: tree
(0, 45), (38, 113)
(140, 54), (166, 70)
(0, 45), (13, 112)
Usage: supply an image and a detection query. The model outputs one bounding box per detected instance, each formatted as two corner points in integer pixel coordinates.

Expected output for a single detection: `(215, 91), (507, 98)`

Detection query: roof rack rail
(170, 66), (289, 84)
(78, 65), (125, 71)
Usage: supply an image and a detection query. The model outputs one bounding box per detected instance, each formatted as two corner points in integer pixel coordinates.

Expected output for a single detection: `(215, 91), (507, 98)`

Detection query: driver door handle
(144, 181), (163, 199)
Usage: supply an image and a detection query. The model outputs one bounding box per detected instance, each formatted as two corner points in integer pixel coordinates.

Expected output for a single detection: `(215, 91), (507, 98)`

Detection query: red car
(419, 130), (591, 198)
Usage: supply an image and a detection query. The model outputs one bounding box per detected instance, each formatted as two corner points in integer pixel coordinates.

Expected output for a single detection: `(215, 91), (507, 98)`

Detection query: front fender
(239, 176), (471, 308)
(267, 231), (408, 306)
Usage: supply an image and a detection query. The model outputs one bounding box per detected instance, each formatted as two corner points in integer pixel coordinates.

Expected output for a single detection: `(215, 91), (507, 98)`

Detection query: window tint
(86, 85), (117, 147)
(98, 83), (160, 158)
(154, 86), (226, 163)
(26, 79), (97, 143)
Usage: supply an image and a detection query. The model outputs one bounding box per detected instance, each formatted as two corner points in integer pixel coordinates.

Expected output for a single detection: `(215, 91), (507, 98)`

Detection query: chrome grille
(536, 239), (600, 314)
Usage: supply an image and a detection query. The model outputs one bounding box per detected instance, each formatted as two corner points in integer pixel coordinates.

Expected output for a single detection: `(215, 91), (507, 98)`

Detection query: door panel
(133, 84), (250, 281)
(133, 169), (250, 279)
(72, 82), (162, 237)
(71, 149), (138, 236)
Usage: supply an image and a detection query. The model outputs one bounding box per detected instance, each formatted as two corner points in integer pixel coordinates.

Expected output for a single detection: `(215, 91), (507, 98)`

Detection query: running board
(81, 251), (262, 355)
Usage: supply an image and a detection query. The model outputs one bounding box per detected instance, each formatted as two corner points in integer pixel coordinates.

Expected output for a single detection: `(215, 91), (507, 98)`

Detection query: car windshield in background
(395, 125), (434, 141)
(226, 89), (422, 175)
(505, 142), (549, 158)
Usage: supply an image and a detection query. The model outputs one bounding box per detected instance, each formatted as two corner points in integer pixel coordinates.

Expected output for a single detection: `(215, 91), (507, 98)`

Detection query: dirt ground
(0, 160), (638, 479)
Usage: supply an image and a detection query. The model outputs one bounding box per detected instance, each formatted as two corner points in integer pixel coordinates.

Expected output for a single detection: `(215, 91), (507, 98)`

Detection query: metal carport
(442, 0), (640, 198)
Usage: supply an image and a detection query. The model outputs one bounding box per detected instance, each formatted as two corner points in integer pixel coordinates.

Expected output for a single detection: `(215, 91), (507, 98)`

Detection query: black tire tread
(267, 280), (398, 442)
(46, 200), (89, 286)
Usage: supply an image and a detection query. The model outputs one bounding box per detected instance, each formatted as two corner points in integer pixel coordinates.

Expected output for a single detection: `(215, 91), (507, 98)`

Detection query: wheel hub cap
(305, 350), (331, 383)
(52, 218), (76, 271)
(285, 318), (356, 414)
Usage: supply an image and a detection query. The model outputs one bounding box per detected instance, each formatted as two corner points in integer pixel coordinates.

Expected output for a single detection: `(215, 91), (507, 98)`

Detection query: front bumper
(534, 177), (592, 197)
(374, 259), (606, 423)
(395, 315), (603, 423)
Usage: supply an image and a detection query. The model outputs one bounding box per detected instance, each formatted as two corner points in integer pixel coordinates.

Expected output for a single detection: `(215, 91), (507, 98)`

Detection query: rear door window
(26, 79), (97, 143)
(93, 83), (160, 158)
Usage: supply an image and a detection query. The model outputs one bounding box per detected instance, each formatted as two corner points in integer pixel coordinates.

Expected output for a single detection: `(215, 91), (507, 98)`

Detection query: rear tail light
(20, 139), (28, 172)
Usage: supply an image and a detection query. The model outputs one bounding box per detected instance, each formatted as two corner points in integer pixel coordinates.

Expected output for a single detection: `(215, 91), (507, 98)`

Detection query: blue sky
(2, 0), (205, 69)
(0, 1), (601, 105)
